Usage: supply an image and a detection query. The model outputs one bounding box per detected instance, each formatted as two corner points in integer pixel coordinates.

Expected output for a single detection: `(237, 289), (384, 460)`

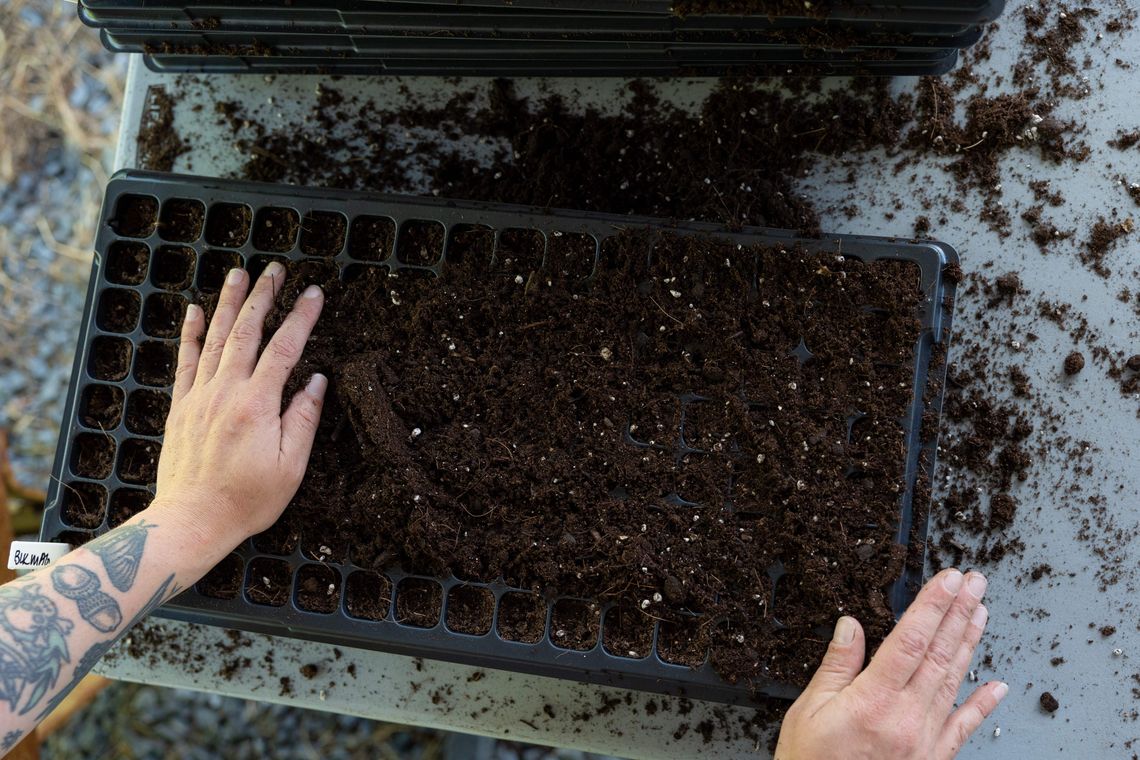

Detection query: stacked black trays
(41, 170), (958, 703)
(80, 0), (1004, 76)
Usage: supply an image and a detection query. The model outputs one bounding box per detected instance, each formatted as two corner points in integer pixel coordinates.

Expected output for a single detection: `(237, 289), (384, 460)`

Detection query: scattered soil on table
(445, 585), (494, 635)
(1099, 624), (1116, 637)
(1063, 351), (1085, 376)
(1040, 691), (1059, 713)
(143, 293), (188, 339)
(300, 211), (347, 256)
(105, 241), (150, 285)
(246, 557), (291, 607)
(158, 198), (205, 243)
(1107, 129), (1140, 150)
(125, 389), (171, 437)
(299, 663), (319, 680)
(97, 288), (141, 333)
(296, 564), (340, 614)
(137, 86), (188, 173)
(345, 570), (392, 622)
(108, 488), (152, 528)
(205, 203), (253, 248)
(197, 554), (243, 600)
(61, 481), (107, 530)
(81, 384), (124, 430)
(112, 194), (159, 238)
(151, 246), (197, 290)
(71, 433), (115, 480)
(134, 341), (177, 387)
(253, 207), (301, 253)
(1082, 216), (1134, 277)
(117, 439), (160, 486)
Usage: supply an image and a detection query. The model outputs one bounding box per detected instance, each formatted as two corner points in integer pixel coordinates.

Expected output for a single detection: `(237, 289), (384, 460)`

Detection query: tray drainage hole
(602, 603), (653, 660)
(550, 598), (600, 651)
(348, 215), (396, 262)
(96, 288), (141, 333)
(111, 194), (159, 238)
(495, 228), (545, 277)
(395, 578), (442, 629)
(117, 438), (161, 486)
(252, 206), (300, 253)
(300, 210), (347, 257)
(196, 553), (244, 600)
(246, 557), (291, 607)
(151, 246), (196, 291)
(497, 591), (546, 644)
(142, 292), (188, 339)
(158, 198), (205, 243)
(295, 563), (340, 614)
(80, 384), (124, 430)
(445, 224), (494, 269)
(134, 341), (177, 387)
(247, 254), (288, 283)
(657, 616), (710, 668)
(125, 389), (171, 437)
(205, 202), (252, 248)
(396, 220), (446, 267)
(345, 570), (392, 622)
(70, 432), (115, 480)
(108, 488), (153, 528)
(88, 336), (133, 382)
(105, 241), (150, 285)
(445, 585), (494, 636)
(60, 481), (108, 530)
(197, 250), (245, 292)
(546, 232), (597, 287)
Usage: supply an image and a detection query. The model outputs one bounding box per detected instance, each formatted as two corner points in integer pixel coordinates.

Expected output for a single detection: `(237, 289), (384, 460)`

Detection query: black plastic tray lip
(41, 169), (956, 705)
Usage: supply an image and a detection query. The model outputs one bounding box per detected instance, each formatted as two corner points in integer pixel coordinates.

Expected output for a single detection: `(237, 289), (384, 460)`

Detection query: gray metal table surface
(94, 14), (1140, 757)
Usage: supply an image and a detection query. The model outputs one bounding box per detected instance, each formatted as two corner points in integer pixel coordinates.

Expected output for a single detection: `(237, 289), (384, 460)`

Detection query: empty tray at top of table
(42, 170), (957, 704)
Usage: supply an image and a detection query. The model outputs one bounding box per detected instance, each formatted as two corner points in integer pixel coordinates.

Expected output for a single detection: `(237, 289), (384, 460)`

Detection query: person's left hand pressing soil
(0, 263), (325, 752)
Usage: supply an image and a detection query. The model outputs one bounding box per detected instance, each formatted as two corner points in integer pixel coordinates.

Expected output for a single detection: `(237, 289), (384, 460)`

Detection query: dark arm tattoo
(89, 520), (155, 592)
(0, 584), (73, 716)
(1, 729), (24, 750)
(51, 566), (122, 633)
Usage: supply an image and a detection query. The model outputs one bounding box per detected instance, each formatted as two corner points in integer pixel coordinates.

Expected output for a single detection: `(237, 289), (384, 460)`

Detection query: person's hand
(149, 263), (327, 552)
(774, 568), (1007, 759)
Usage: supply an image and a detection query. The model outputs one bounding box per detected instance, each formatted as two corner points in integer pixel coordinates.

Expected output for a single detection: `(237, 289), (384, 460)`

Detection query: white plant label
(7, 541), (71, 570)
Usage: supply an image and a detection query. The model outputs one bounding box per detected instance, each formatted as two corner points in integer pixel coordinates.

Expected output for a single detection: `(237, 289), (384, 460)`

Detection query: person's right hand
(150, 263), (327, 555)
(774, 568), (1007, 759)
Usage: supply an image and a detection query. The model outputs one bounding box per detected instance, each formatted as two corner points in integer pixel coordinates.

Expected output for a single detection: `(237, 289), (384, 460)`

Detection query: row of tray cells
(88, 335), (176, 385)
(59, 481), (152, 531)
(70, 433), (160, 487)
(198, 556), (715, 666)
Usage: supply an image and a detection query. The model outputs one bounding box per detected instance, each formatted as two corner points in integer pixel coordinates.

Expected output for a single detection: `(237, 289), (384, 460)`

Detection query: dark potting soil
(253, 207), (301, 253)
(1063, 351), (1085, 376)
(113, 194), (158, 238)
(137, 86), (189, 173)
(247, 557), (291, 606)
(197, 554), (243, 600)
(296, 564), (340, 614)
(345, 570), (392, 622)
(108, 488), (152, 528)
(143, 293), (188, 339)
(446, 585), (495, 635)
(158, 198), (205, 243)
(81, 384), (124, 430)
(97, 289), (141, 333)
(61, 481), (107, 530)
(117, 439), (160, 486)
(205, 203), (253, 248)
(245, 228), (925, 689)
(1040, 691), (1060, 713)
(125, 389), (171, 437)
(72, 433), (115, 480)
(105, 241), (150, 285)
(550, 599), (601, 651)
(151, 247), (197, 291)
(300, 211), (347, 257)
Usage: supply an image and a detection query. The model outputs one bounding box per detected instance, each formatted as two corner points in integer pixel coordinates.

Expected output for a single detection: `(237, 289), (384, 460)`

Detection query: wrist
(142, 491), (245, 568)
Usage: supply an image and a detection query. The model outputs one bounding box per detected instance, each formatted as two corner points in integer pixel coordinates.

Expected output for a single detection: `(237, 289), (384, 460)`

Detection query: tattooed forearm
(0, 584), (73, 716)
(88, 520), (155, 592)
(51, 565), (122, 633)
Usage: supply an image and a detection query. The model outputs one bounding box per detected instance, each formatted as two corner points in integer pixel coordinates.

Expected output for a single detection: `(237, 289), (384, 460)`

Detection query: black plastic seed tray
(42, 170), (956, 704)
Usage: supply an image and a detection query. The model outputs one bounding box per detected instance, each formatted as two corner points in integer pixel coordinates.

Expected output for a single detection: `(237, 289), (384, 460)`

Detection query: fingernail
(226, 268), (244, 286)
(994, 682), (1009, 701)
(943, 569), (964, 593)
(833, 616), (856, 645)
(302, 284), (323, 299)
(185, 304), (203, 321)
(262, 261), (285, 278)
(971, 603), (988, 627)
(306, 373), (328, 396)
(967, 572), (988, 598)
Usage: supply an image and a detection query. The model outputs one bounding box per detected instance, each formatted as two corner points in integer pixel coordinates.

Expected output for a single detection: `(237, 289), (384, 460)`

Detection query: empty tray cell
(105, 241), (150, 285)
(497, 591), (546, 644)
(80, 384), (124, 430)
(395, 578), (443, 628)
(108, 488), (153, 528)
(345, 570), (392, 622)
(117, 439), (160, 486)
(495, 228), (545, 277)
(348, 216), (396, 262)
(71, 433), (115, 479)
(546, 232), (596, 286)
(205, 202), (253, 248)
(603, 603), (653, 659)
(125, 389), (171, 437)
(300, 210), (347, 256)
(97, 288), (141, 333)
(253, 206), (300, 253)
(158, 197), (205, 243)
(446, 585), (495, 636)
(60, 481), (108, 530)
(550, 598), (600, 651)
(396, 220), (446, 266)
(111, 194), (158, 238)
(247, 254), (288, 282)
(295, 564), (340, 614)
(134, 341), (177, 387)
(445, 224), (494, 269)
(142, 292), (188, 339)
(88, 336), (132, 382)
(151, 246), (196, 290)
(197, 554), (244, 600)
(197, 250), (244, 292)
(657, 616), (710, 668)
(246, 557), (291, 607)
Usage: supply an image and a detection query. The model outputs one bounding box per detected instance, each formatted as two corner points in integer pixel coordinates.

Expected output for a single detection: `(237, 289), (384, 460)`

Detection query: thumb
(802, 616), (866, 699)
(281, 373), (327, 465)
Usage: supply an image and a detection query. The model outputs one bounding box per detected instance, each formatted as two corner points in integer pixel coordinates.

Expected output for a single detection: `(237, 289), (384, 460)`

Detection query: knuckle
(202, 335), (228, 357)
(228, 319), (260, 346)
(896, 628), (930, 662)
(925, 640), (956, 670)
(269, 333), (301, 362)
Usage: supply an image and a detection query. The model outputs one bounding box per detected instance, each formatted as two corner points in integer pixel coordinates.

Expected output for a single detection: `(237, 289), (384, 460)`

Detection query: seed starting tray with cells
(42, 170), (957, 704)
